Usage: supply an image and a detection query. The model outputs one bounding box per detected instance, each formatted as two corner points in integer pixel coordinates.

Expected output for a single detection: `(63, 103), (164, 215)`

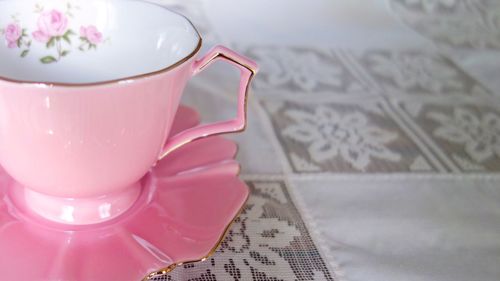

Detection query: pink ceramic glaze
(0, 0), (257, 225)
(0, 105), (249, 281)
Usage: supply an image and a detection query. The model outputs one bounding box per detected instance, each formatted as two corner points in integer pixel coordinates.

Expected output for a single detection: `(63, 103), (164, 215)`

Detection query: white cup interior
(0, 0), (200, 84)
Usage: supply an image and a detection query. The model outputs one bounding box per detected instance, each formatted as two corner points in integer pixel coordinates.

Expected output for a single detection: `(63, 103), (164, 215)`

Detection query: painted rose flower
(32, 9), (69, 43)
(80, 25), (102, 45)
(4, 23), (21, 48)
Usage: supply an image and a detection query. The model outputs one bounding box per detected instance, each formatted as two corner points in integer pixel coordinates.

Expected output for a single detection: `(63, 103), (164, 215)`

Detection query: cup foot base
(19, 182), (142, 225)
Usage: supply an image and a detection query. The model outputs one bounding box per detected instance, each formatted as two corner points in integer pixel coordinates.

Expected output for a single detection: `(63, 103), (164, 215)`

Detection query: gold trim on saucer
(143, 56), (255, 277)
(142, 164), (248, 280)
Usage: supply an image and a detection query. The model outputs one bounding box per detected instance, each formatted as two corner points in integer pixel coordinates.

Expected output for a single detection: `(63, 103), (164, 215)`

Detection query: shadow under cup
(0, 0), (203, 225)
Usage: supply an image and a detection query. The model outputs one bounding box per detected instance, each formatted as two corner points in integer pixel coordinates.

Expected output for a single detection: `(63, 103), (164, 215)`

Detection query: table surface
(150, 1), (500, 280)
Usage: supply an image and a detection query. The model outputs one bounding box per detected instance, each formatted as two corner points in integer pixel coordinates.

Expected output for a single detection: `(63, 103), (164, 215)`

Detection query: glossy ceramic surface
(0, 105), (249, 281)
(0, 0), (257, 225)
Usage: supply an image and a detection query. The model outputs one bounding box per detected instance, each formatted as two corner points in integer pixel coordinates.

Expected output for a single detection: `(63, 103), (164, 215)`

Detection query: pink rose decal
(30, 9), (75, 63)
(32, 30), (50, 43)
(80, 25), (102, 45)
(4, 23), (21, 48)
(32, 9), (68, 43)
(3, 4), (108, 63)
(79, 25), (104, 51)
(3, 23), (30, 57)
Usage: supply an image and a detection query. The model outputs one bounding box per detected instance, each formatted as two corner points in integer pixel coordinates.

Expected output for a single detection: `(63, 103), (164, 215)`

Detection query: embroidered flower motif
(283, 107), (401, 170)
(428, 108), (500, 163)
(368, 53), (463, 93)
(79, 25), (102, 50)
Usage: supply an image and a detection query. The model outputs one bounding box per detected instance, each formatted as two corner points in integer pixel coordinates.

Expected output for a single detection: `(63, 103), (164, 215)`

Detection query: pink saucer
(0, 106), (249, 281)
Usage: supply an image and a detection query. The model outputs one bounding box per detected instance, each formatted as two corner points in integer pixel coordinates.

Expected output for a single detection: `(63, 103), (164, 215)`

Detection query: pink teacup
(0, 0), (257, 225)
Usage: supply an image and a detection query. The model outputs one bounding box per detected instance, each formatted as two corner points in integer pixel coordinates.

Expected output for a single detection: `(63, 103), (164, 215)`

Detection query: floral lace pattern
(252, 48), (343, 91)
(394, 101), (500, 172)
(283, 107), (401, 171)
(367, 53), (462, 93)
(428, 108), (500, 163)
(246, 47), (369, 95)
(145, 1), (500, 280)
(0, 2), (106, 63)
(155, 181), (335, 281)
(262, 99), (441, 173)
(390, 0), (500, 50)
(399, 0), (458, 12)
(351, 50), (490, 96)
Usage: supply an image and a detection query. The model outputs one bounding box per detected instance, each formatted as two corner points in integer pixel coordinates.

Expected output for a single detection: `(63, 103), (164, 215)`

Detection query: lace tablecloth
(150, 1), (500, 280)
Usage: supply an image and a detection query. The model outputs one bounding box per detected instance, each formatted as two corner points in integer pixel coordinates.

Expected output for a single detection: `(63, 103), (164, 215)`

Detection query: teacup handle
(158, 46), (258, 160)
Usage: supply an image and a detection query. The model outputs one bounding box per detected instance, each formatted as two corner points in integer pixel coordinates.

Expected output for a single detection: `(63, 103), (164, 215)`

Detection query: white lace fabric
(149, 1), (500, 280)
